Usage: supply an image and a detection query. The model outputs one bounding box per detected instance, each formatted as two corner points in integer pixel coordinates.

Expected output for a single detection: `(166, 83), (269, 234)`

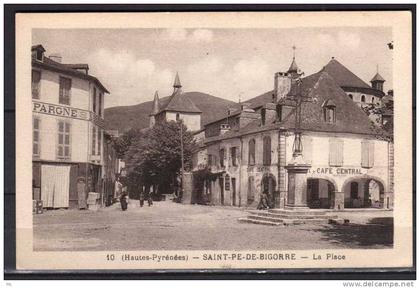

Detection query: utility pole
(179, 119), (184, 198)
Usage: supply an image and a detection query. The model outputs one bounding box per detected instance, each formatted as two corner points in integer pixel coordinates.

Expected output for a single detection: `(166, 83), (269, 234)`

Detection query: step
(248, 210), (337, 220)
(238, 217), (283, 226)
(268, 209), (328, 216)
(282, 218), (331, 225)
(247, 215), (284, 223)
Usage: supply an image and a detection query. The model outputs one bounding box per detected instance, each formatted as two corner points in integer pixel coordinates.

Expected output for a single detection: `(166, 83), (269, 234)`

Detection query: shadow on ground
(313, 217), (393, 248)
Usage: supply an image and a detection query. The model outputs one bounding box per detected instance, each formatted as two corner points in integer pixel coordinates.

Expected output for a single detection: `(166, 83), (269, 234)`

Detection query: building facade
(149, 73), (202, 131)
(31, 45), (110, 209)
(191, 56), (393, 211)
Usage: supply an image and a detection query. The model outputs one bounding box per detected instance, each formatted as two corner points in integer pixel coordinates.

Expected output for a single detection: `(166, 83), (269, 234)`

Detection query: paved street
(33, 200), (393, 251)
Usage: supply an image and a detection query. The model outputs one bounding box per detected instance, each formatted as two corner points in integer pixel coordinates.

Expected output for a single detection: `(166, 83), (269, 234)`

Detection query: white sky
(33, 27), (393, 108)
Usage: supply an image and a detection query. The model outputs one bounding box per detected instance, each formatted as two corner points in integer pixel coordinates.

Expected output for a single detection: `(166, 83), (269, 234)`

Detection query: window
(32, 70), (41, 99)
(176, 113), (180, 121)
(230, 147), (238, 167)
(207, 154), (214, 167)
(329, 138), (343, 167)
(97, 128), (102, 156)
(348, 94), (353, 100)
(57, 121), (71, 159)
(219, 148), (225, 168)
(92, 126), (96, 155)
(323, 100), (336, 123)
(361, 95), (366, 103)
(33, 118), (40, 156)
(350, 182), (359, 199)
(371, 97), (375, 103)
(261, 108), (266, 125)
(361, 141), (374, 168)
(99, 93), (103, 117)
(59, 77), (71, 105)
(248, 139), (256, 165)
(93, 87), (97, 113)
(263, 136), (271, 165)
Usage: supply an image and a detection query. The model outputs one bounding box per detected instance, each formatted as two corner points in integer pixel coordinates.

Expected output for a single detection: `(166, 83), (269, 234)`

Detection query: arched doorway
(342, 176), (385, 208)
(307, 178), (337, 209)
(261, 173), (276, 208)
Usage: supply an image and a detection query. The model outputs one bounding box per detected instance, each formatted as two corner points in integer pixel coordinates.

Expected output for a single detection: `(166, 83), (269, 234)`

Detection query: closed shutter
(361, 141), (369, 167)
(369, 142), (375, 167)
(329, 138), (343, 166)
(362, 141), (375, 168)
(41, 165), (70, 208)
(303, 136), (313, 164)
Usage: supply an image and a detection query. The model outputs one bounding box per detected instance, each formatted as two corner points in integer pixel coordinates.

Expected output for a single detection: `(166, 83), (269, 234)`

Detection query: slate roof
(32, 49), (109, 93)
(371, 72), (385, 82)
(204, 70), (385, 144)
(321, 59), (372, 89)
(159, 89), (202, 114)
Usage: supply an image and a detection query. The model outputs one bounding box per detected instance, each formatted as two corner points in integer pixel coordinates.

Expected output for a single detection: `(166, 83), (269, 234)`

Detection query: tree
(113, 128), (139, 158)
(124, 121), (196, 195)
(362, 100), (393, 141)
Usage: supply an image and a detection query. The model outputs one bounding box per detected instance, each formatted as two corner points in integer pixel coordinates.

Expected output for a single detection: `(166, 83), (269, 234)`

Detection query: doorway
(232, 178), (236, 206)
(219, 177), (224, 205)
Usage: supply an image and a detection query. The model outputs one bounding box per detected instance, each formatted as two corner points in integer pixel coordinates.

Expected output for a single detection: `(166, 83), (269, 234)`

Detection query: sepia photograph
(11, 10), (413, 272)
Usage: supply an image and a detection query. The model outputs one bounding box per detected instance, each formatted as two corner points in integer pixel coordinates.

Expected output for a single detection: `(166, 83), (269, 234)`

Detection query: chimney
(239, 105), (259, 129)
(227, 108), (236, 116)
(274, 72), (292, 102)
(220, 123), (231, 135)
(261, 103), (277, 126)
(49, 53), (62, 63)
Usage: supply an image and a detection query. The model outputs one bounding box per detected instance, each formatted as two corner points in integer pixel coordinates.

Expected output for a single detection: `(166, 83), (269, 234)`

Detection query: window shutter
(329, 139), (336, 166)
(337, 139), (343, 166)
(368, 142), (375, 167)
(361, 141), (368, 168)
(329, 138), (343, 166)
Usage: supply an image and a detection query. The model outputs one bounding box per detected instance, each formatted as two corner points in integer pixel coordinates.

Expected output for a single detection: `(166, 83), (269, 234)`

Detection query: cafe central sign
(310, 167), (367, 176)
(33, 101), (104, 128)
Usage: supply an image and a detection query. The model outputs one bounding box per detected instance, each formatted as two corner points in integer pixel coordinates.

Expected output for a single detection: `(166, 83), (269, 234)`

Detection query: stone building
(191, 55), (393, 211)
(149, 72), (202, 131)
(31, 44), (110, 209)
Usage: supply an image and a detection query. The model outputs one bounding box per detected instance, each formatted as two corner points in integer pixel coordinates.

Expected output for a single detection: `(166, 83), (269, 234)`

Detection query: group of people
(115, 178), (154, 211)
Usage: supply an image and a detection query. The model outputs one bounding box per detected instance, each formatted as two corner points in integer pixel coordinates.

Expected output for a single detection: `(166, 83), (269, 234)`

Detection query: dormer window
(31, 45), (45, 62)
(322, 99), (336, 123)
(261, 108), (266, 125)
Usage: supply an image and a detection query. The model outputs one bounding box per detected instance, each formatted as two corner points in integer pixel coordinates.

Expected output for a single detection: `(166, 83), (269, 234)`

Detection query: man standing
(139, 186), (145, 207)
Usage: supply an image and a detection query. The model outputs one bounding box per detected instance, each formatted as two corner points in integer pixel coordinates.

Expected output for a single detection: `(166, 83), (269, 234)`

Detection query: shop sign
(224, 175), (230, 191)
(309, 167), (367, 176)
(33, 101), (105, 128)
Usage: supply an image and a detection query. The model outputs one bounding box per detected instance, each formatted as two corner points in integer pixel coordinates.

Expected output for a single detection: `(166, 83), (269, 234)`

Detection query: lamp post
(178, 118), (184, 198)
(283, 72), (315, 209)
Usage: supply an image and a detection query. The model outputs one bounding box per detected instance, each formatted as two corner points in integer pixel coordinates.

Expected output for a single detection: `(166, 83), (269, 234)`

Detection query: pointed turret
(370, 66), (385, 92)
(149, 90), (160, 127)
(173, 72), (182, 93)
(287, 46), (300, 78)
(152, 90), (160, 115)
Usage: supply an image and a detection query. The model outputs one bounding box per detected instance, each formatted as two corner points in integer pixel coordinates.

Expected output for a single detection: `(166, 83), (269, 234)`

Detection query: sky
(33, 27), (393, 108)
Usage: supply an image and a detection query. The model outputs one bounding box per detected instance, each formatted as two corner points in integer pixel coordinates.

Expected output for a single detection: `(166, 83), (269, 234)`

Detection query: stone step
(247, 215), (285, 223)
(248, 210), (337, 219)
(238, 217), (283, 226)
(268, 209), (327, 216)
(282, 218), (331, 225)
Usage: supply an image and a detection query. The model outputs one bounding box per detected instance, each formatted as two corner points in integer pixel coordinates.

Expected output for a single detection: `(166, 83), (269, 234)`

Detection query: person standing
(139, 186), (145, 207)
(147, 190), (153, 207)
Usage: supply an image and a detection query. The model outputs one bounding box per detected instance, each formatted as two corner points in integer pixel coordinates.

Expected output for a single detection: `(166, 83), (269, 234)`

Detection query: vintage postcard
(14, 11), (413, 271)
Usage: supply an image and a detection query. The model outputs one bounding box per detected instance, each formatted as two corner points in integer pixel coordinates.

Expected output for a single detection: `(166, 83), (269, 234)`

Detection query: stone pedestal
(285, 155), (311, 210)
(383, 192), (394, 209)
(334, 191), (344, 210)
(181, 172), (193, 204)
